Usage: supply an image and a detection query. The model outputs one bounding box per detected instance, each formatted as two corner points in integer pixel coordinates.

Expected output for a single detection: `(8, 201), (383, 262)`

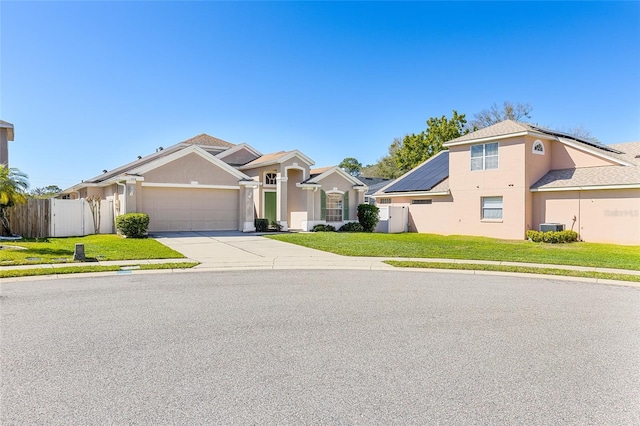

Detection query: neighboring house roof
(73, 133), (240, 185)
(608, 141), (640, 165)
(531, 141), (640, 191)
(179, 133), (235, 148)
(531, 166), (640, 191)
(444, 120), (630, 166)
(359, 177), (392, 196)
(215, 143), (262, 165)
(240, 149), (315, 169)
(81, 145), (184, 184)
(309, 166), (333, 176)
(242, 151), (290, 168)
(302, 166), (367, 188)
(374, 150), (450, 197)
(0, 120), (14, 140)
(63, 144), (251, 193)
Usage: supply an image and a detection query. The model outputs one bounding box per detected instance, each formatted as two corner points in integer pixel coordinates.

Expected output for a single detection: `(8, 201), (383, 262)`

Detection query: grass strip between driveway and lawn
(0, 262), (200, 279)
(1, 235), (184, 266)
(385, 261), (640, 283)
(267, 232), (640, 271)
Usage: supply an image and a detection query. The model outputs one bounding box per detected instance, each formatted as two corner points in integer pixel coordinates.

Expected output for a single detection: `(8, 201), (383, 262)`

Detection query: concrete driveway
(152, 231), (392, 271)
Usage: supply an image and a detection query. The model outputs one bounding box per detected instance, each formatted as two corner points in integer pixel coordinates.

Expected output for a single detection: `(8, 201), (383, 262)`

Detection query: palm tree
(0, 165), (29, 236)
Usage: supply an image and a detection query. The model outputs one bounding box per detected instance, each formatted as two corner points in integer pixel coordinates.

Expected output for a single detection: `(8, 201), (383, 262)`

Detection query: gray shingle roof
(446, 120), (533, 144)
(531, 141), (640, 189)
(445, 120), (626, 160)
(83, 134), (235, 184)
(180, 133), (235, 148)
(531, 165), (640, 189)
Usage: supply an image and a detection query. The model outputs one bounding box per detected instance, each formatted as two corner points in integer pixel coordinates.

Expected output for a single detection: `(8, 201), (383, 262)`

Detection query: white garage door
(142, 187), (239, 232)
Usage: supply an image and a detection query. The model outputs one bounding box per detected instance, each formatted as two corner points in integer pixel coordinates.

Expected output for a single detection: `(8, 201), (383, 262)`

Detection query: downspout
(313, 187), (318, 224)
(577, 190), (581, 240)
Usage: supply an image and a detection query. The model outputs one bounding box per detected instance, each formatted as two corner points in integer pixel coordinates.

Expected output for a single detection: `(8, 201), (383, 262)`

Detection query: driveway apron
(151, 231), (384, 270)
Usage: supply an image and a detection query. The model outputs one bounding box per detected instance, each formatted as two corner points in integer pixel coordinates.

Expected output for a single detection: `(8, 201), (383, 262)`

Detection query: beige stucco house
(374, 120), (640, 245)
(62, 134), (367, 233)
(1, 120), (15, 167)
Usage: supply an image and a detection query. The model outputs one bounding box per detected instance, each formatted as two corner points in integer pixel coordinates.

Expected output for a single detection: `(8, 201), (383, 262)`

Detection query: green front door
(264, 192), (277, 225)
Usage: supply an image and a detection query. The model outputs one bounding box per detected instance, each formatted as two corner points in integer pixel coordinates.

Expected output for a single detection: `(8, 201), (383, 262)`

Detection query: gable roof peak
(179, 133), (236, 148)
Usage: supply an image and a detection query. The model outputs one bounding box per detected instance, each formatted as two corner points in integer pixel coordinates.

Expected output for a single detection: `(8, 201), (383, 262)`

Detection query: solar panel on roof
(529, 125), (623, 154)
(385, 151), (449, 193)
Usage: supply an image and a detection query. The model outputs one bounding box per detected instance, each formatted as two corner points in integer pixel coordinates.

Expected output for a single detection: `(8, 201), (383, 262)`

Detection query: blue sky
(2, 1), (639, 190)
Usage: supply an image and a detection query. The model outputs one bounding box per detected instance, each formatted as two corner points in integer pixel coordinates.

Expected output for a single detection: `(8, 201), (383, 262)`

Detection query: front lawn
(0, 235), (184, 266)
(386, 261), (640, 283)
(267, 233), (640, 271)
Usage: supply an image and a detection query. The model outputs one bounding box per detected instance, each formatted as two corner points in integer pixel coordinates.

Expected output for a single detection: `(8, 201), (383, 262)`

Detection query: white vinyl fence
(50, 198), (114, 237)
(375, 205), (408, 233)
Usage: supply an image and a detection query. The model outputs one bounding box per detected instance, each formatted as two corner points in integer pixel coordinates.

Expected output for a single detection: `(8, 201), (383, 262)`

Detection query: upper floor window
(264, 172), (277, 186)
(471, 142), (498, 171)
(532, 140), (545, 155)
(379, 198), (391, 204)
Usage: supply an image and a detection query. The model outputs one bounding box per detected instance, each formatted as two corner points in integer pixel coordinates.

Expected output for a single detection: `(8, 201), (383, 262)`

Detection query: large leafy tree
(0, 165), (29, 235)
(338, 157), (363, 176)
(394, 110), (469, 174)
(469, 101), (532, 129)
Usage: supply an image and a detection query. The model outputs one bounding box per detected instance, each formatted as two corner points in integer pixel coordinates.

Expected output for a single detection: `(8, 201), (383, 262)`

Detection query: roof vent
(103, 169), (108, 173)
(156, 146), (164, 152)
(137, 155), (142, 160)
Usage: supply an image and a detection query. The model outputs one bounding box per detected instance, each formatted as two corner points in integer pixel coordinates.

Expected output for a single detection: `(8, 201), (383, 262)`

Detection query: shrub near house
(526, 230), (578, 243)
(357, 204), (380, 232)
(116, 213), (150, 238)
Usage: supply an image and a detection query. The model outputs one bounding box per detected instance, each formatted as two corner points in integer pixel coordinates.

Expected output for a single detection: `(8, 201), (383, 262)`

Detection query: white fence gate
(375, 205), (408, 233)
(50, 198), (114, 237)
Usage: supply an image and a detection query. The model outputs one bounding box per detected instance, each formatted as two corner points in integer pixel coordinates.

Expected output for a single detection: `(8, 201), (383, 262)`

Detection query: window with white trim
(481, 196), (503, 220)
(264, 172), (277, 186)
(379, 198), (391, 204)
(471, 142), (499, 171)
(532, 140), (545, 155)
(326, 193), (343, 222)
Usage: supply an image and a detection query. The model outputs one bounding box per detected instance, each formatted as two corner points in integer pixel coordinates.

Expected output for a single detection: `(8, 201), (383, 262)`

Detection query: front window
(326, 193), (343, 222)
(482, 196), (503, 220)
(471, 142), (499, 171)
(264, 172), (277, 186)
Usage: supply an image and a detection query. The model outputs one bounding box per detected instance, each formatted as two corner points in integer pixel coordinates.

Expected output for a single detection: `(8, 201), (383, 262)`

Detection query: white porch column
(240, 181), (260, 232)
(354, 185), (367, 205)
(276, 174), (288, 231)
(301, 187), (317, 231)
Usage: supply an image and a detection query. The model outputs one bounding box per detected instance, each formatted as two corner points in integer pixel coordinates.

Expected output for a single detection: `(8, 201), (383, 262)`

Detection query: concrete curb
(2, 257), (639, 288)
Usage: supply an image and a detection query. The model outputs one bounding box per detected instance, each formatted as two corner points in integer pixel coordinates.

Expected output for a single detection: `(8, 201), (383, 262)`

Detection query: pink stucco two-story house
(374, 120), (640, 245)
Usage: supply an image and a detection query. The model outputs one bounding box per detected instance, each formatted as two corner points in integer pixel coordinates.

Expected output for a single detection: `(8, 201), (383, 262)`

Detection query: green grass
(0, 262), (199, 279)
(0, 235), (184, 266)
(386, 261), (640, 283)
(267, 233), (640, 271)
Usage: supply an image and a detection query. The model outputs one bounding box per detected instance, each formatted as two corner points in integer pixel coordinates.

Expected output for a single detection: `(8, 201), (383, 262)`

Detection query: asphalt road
(2, 270), (639, 425)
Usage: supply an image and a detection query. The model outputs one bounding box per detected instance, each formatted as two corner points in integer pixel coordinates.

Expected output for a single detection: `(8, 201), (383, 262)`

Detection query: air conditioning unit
(539, 223), (565, 232)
